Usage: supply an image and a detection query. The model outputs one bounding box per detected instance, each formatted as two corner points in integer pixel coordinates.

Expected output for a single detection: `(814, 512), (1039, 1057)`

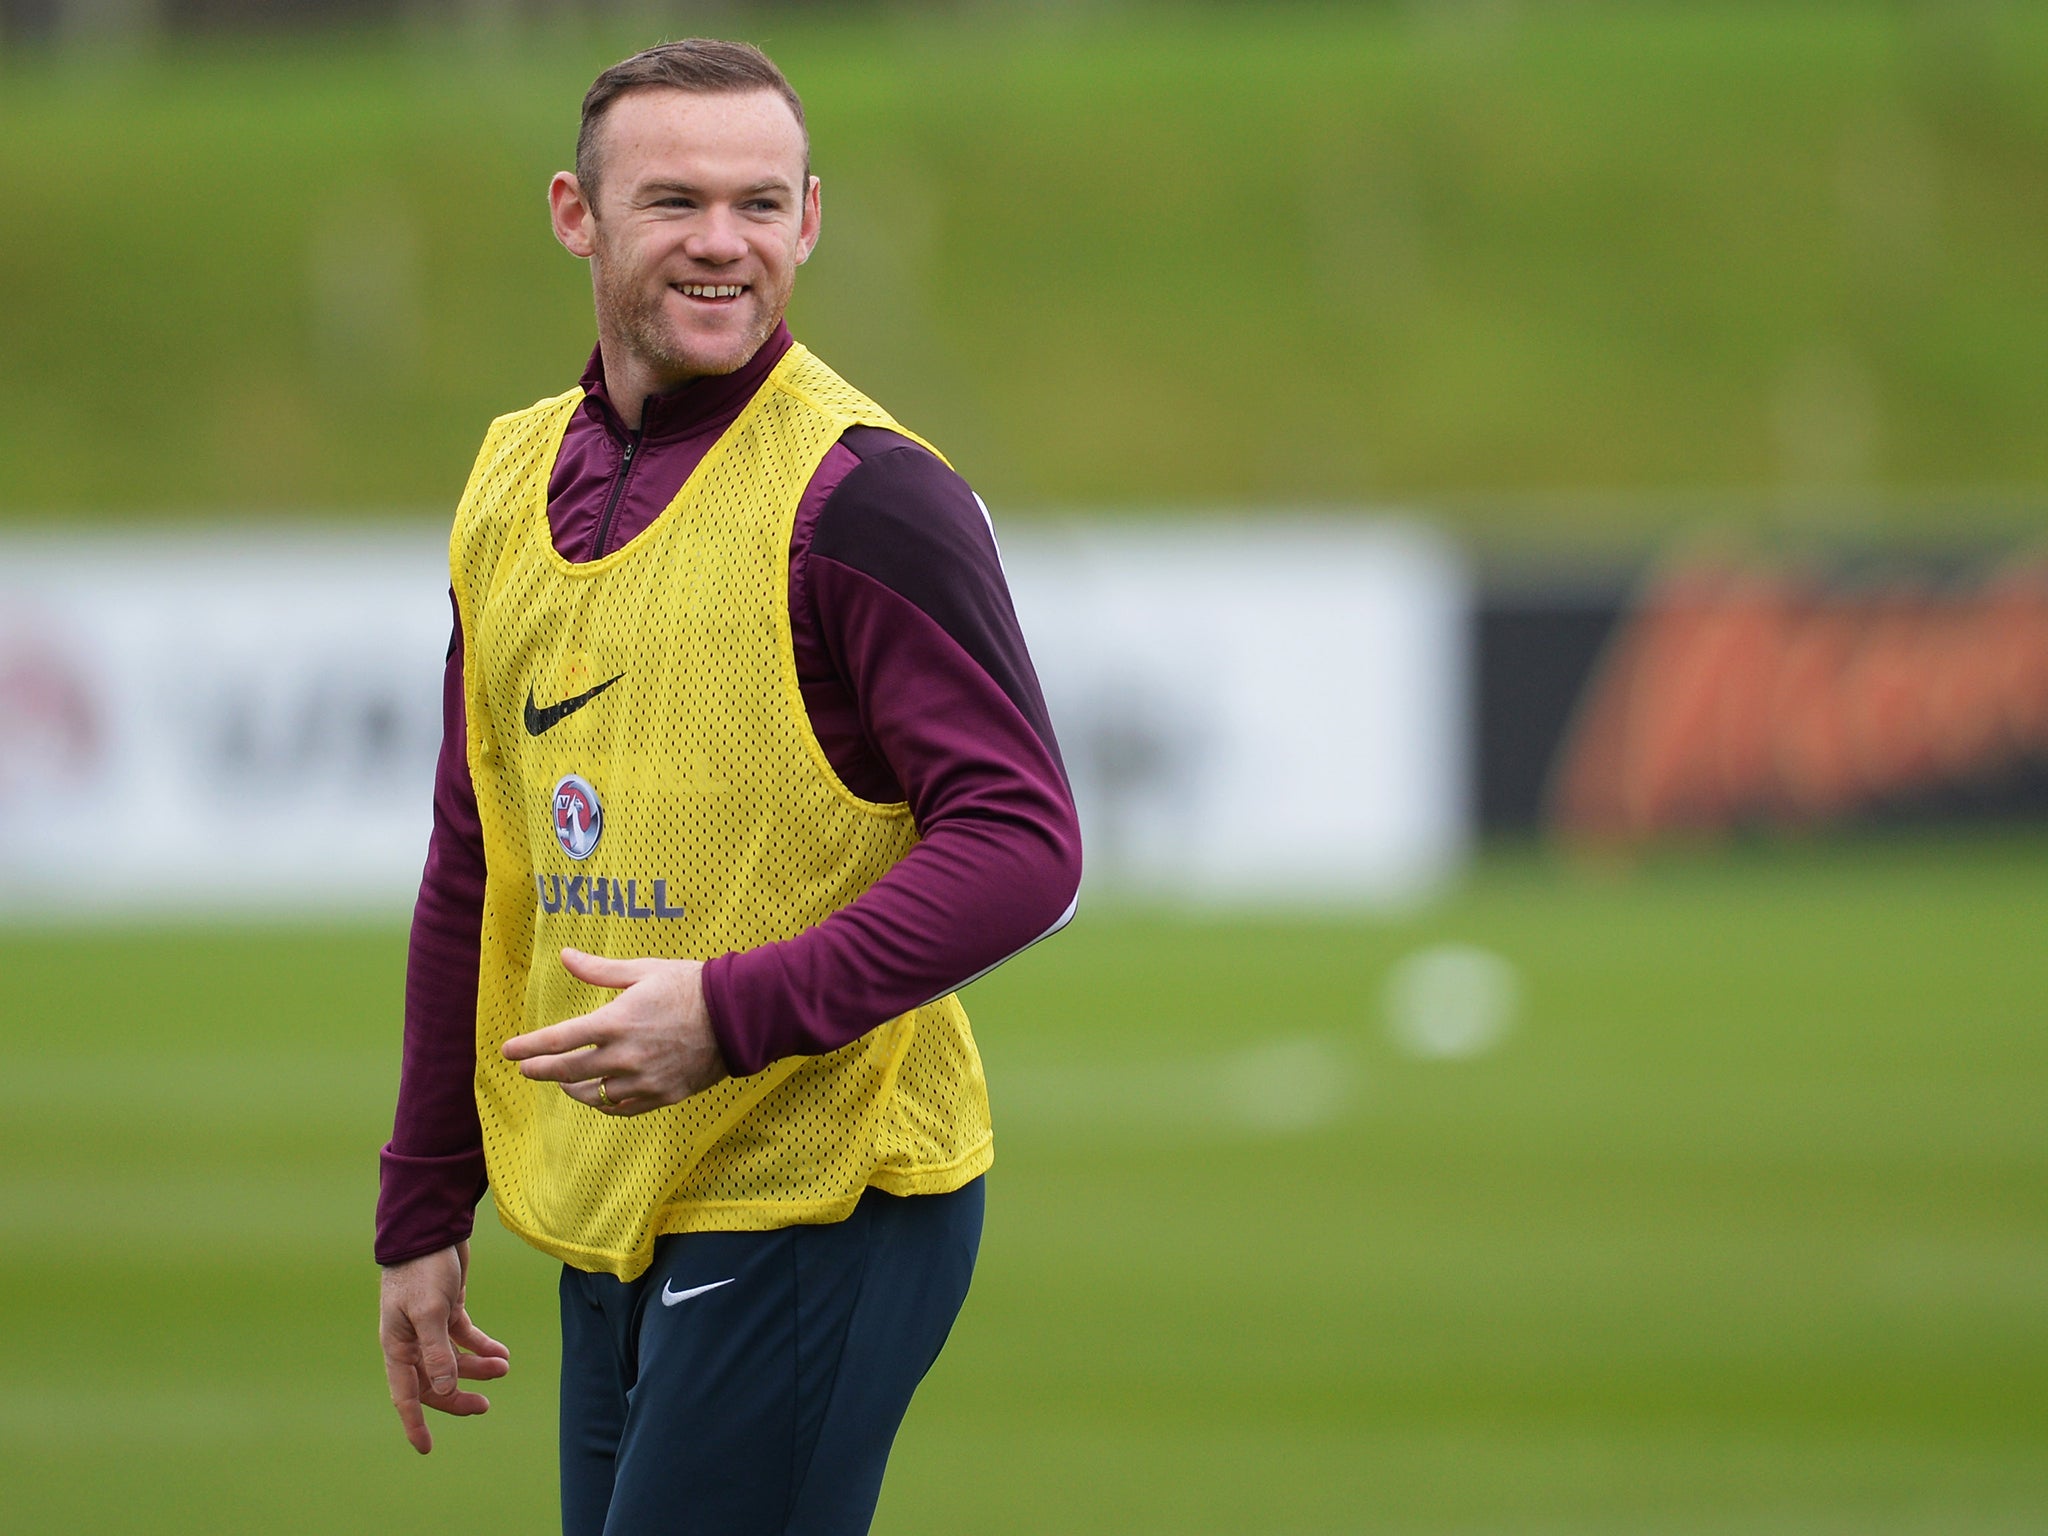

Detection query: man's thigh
(784, 1180), (985, 1536)
(564, 1179), (984, 1536)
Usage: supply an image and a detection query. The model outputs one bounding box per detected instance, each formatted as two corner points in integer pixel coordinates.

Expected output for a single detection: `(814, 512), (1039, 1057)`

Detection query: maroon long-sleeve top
(375, 326), (1082, 1266)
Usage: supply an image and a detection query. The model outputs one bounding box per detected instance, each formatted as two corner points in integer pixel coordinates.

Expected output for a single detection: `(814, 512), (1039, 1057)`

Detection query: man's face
(553, 87), (819, 385)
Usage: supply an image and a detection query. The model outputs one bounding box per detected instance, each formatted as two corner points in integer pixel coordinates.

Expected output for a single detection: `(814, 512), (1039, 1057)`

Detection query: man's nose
(684, 207), (750, 263)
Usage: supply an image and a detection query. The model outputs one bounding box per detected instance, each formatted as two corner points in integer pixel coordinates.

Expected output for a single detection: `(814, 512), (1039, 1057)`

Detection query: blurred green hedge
(2, 4), (2044, 536)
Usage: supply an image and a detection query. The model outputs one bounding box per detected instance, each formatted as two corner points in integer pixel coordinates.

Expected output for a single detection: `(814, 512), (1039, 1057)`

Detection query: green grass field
(3, 832), (2045, 1533)
(3, 3), (2047, 528)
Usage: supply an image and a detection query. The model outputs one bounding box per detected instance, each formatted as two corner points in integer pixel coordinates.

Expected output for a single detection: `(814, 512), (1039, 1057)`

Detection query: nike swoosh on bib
(524, 673), (625, 736)
(661, 1277), (736, 1307)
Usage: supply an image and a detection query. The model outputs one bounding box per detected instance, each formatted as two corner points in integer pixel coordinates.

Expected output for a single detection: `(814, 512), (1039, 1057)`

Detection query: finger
(559, 946), (653, 991)
(417, 1330), (461, 1400)
(448, 1311), (511, 1363)
(501, 1015), (605, 1062)
(573, 1081), (669, 1117)
(455, 1352), (511, 1382)
(421, 1385), (494, 1419)
(384, 1351), (433, 1455)
(560, 1078), (635, 1113)
(517, 1047), (626, 1084)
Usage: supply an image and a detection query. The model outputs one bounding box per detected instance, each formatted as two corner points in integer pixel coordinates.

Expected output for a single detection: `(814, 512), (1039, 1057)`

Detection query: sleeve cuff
(700, 951), (771, 1078)
(375, 1144), (488, 1267)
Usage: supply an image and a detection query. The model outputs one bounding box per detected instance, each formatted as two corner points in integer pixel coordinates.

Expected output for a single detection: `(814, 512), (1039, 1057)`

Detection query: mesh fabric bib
(450, 344), (993, 1280)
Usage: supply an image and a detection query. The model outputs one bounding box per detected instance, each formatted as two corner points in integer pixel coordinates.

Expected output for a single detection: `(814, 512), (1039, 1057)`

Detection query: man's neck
(601, 355), (689, 434)
(582, 324), (795, 445)
(597, 329), (778, 432)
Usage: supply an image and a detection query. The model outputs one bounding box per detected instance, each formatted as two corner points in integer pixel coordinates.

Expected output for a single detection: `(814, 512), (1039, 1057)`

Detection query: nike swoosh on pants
(661, 1277), (736, 1307)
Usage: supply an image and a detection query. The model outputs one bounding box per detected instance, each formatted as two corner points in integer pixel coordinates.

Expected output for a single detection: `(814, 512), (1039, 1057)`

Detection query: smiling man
(373, 39), (1081, 1536)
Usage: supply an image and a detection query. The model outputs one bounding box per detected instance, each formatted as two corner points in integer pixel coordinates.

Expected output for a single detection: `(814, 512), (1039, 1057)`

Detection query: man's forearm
(702, 444), (1082, 1075)
(377, 617), (489, 1267)
(703, 811), (1078, 1076)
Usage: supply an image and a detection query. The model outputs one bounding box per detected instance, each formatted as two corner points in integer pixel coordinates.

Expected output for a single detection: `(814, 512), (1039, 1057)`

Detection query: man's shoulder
(806, 430), (1013, 660)
(838, 423), (946, 473)
(815, 426), (993, 572)
(451, 386), (586, 542)
(483, 385), (586, 441)
(462, 385), (585, 491)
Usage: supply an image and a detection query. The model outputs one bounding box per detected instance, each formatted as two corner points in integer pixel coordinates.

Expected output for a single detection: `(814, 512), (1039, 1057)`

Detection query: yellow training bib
(449, 345), (993, 1279)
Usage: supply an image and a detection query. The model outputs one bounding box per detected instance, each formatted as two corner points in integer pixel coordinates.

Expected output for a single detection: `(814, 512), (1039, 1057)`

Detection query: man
(375, 39), (1081, 1536)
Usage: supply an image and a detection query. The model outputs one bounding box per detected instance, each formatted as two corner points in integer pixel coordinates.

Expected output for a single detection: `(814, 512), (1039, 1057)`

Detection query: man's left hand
(501, 949), (730, 1115)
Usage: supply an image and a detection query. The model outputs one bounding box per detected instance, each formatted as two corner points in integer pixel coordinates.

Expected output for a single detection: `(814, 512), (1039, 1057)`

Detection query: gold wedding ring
(596, 1077), (614, 1108)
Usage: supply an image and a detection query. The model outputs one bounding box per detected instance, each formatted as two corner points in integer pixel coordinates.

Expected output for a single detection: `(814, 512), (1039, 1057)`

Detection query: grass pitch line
(0, 1386), (383, 1447)
(981, 942), (1524, 1137)
(996, 1035), (1358, 1137)
(2, 1051), (392, 1123)
(0, 1169), (367, 1252)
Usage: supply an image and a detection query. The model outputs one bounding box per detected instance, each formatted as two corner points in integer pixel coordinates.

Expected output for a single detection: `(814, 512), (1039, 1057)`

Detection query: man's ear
(550, 171), (598, 259)
(795, 175), (822, 266)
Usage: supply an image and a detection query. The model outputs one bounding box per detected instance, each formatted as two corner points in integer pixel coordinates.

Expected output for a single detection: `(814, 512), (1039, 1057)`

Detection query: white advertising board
(1004, 520), (1468, 905)
(0, 520), (1466, 916)
(0, 531), (450, 915)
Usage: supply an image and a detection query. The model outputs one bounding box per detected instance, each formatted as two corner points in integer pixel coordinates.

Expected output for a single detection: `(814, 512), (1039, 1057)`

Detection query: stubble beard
(594, 249), (783, 386)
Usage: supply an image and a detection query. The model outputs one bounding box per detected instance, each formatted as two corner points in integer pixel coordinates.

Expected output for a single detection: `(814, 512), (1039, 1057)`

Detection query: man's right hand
(378, 1240), (511, 1454)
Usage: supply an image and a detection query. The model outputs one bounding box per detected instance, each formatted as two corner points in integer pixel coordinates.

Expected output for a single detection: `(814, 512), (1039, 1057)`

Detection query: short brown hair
(576, 39), (809, 201)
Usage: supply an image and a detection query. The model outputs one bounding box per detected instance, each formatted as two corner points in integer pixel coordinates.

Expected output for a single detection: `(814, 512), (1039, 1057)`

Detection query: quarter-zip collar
(576, 322), (795, 445)
(549, 324), (797, 563)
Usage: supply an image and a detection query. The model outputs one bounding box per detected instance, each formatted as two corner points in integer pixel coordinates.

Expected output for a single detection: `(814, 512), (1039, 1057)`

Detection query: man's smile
(675, 282), (748, 303)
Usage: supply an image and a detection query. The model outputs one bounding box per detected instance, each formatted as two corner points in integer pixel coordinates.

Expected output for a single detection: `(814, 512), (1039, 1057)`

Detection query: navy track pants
(557, 1177), (984, 1536)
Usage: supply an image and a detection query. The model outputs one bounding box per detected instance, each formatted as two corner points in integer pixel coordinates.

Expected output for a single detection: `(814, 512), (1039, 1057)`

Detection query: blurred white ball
(1383, 944), (1520, 1060)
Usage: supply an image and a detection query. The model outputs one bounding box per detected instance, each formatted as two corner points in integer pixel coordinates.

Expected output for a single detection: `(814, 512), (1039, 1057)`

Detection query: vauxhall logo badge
(552, 774), (603, 860)
(538, 772), (685, 920)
